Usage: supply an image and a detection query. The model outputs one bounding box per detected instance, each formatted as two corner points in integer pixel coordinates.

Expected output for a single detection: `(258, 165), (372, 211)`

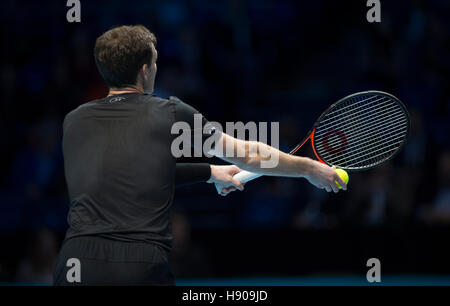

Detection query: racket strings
(326, 136), (405, 166)
(321, 113), (407, 167)
(321, 124), (406, 168)
(315, 119), (407, 156)
(325, 93), (381, 114)
(319, 95), (386, 125)
(315, 106), (407, 150)
(314, 93), (408, 169)
(335, 143), (402, 168)
(318, 97), (391, 131)
(315, 100), (404, 150)
(316, 105), (405, 144)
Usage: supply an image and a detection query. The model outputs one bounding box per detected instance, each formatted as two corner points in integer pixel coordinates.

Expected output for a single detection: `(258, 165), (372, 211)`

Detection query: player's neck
(108, 85), (145, 97)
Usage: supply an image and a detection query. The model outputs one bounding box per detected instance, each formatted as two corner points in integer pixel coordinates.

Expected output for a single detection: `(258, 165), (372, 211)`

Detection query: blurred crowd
(0, 0), (449, 282)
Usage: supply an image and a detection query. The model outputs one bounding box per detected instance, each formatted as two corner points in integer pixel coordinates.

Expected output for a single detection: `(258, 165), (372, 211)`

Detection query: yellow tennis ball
(335, 168), (349, 189)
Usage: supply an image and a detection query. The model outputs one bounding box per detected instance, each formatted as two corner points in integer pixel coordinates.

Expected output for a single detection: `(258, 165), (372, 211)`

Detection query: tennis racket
(234, 90), (410, 183)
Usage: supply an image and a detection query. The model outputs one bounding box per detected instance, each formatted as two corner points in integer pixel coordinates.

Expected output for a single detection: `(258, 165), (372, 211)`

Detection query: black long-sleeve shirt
(175, 163), (211, 187)
(62, 93), (214, 251)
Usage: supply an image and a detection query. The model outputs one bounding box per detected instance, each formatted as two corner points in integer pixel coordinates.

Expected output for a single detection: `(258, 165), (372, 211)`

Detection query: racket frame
(289, 90), (410, 172)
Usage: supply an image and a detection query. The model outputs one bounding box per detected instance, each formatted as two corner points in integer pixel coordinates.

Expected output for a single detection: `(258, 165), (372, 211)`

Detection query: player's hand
(304, 160), (347, 193)
(207, 165), (244, 196)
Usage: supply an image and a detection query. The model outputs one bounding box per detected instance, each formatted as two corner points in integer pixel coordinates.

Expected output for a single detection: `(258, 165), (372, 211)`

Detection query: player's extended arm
(209, 133), (346, 193)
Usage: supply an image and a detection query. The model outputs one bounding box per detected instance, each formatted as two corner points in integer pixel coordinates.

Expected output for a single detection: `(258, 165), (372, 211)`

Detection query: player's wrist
(297, 157), (314, 178)
(207, 165), (215, 183)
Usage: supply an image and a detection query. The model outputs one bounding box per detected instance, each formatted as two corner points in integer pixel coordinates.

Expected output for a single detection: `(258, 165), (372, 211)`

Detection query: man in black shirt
(54, 25), (346, 285)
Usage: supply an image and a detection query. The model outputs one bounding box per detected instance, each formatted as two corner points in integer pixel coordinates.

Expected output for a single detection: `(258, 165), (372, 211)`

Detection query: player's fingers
(324, 185), (332, 193)
(222, 186), (236, 196)
(225, 186), (237, 193)
(230, 177), (244, 191)
(221, 188), (231, 196)
(330, 181), (339, 193)
(335, 173), (347, 191)
(230, 165), (241, 174)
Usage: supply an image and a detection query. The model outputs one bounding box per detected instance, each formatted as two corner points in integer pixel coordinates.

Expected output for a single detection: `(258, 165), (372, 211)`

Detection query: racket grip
(233, 170), (263, 184)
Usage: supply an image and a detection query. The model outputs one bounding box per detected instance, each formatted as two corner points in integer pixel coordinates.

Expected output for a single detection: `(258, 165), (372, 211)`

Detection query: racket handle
(233, 170), (263, 184)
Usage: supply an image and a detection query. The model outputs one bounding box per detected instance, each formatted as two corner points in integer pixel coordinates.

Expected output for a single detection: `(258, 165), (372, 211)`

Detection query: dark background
(0, 0), (449, 284)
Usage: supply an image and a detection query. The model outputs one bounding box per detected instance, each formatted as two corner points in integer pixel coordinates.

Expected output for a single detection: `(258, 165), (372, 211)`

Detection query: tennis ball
(335, 168), (349, 189)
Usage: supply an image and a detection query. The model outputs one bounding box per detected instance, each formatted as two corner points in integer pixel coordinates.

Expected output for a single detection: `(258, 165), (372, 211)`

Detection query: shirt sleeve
(175, 163), (211, 188)
(169, 96), (218, 153)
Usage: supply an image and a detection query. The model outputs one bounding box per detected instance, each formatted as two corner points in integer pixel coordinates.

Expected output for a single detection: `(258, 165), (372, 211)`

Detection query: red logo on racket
(321, 129), (348, 155)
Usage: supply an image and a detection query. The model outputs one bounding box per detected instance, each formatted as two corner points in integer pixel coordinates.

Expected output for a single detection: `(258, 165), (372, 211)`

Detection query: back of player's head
(94, 25), (157, 88)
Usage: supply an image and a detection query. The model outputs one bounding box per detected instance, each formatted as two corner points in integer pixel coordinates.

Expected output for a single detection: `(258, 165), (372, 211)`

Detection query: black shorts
(53, 236), (175, 286)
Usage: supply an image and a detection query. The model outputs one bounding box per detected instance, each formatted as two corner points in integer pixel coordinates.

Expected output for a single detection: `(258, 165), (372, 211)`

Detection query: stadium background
(0, 0), (449, 284)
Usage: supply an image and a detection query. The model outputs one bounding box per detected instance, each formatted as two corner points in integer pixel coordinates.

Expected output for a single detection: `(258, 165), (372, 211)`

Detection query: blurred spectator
(240, 179), (293, 228)
(422, 151), (450, 224)
(170, 211), (211, 278)
(402, 110), (427, 166)
(14, 228), (58, 283)
(293, 183), (331, 229)
(9, 118), (62, 200)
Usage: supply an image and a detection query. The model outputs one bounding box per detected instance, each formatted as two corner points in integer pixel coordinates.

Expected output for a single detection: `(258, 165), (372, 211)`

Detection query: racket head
(310, 90), (410, 171)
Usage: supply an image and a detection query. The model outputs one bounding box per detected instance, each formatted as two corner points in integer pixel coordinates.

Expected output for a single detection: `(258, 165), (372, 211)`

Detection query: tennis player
(53, 25), (346, 285)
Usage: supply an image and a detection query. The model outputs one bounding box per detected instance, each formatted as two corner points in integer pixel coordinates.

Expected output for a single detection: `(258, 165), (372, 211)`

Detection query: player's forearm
(216, 134), (313, 178)
(240, 141), (313, 178)
(246, 141), (313, 177)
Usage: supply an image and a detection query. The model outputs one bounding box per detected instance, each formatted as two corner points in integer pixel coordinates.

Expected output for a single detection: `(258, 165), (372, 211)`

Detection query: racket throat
(290, 129), (327, 165)
(310, 129), (326, 165)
